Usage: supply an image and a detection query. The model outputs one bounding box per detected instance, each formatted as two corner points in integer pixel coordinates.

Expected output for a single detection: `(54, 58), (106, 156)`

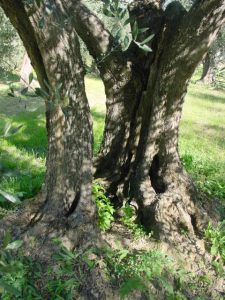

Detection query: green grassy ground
(0, 75), (224, 211)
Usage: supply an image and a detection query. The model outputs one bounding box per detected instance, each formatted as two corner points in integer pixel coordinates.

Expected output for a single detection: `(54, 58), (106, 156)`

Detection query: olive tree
(0, 1), (224, 289)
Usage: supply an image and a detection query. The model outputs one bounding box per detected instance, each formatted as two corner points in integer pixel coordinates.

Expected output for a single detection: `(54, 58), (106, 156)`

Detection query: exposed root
(147, 191), (209, 238)
(0, 193), (118, 300)
(0, 184), (223, 299)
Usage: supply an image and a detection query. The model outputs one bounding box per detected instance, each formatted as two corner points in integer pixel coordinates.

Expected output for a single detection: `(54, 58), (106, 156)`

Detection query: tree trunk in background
(20, 52), (32, 86)
(200, 53), (216, 84)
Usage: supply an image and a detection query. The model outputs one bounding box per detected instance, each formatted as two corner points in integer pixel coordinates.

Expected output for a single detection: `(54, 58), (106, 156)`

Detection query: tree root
(0, 192), (118, 300)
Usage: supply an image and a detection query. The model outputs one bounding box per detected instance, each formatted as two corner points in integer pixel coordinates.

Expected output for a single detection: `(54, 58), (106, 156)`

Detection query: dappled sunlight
(0, 73), (224, 205)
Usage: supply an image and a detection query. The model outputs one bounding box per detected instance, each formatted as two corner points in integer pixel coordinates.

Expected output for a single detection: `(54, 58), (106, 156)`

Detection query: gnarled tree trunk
(0, 0), (225, 269)
(0, 0), (225, 297)
(80, 0), (225, 239)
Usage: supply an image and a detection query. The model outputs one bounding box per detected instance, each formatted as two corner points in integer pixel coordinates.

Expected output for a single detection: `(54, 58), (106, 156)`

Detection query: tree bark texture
(84, 0), (225, 238)
(0, 0), (96, 248)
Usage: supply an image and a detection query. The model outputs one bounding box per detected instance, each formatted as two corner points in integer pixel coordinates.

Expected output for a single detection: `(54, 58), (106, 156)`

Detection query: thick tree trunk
(0, 0), (224, 297)
(94, 0), (225, 239)
(0, 0), (97, 250)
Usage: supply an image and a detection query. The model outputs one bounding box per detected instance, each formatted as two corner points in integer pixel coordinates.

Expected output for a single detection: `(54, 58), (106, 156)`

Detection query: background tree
(0, 8), (23, 75)
(199, 28), (225, 85)
(20, 52), (33, 86)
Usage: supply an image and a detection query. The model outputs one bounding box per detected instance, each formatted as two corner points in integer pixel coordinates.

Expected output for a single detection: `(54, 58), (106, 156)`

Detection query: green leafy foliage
(120, 203), (148, 239)
(0, 8), (23, 74)
(0, 237), (83, 299)
(93, 182), (115, 231)
(0, 234), (218, 300)
(103, 245), (220, 299)
(102, 0), (154, 52)
(103, 246), (196, 299)
(205, 221), (225, 275)
(0, 233), (25, 298)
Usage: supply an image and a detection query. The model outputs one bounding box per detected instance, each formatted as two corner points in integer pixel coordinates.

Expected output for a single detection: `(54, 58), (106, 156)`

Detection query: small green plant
(44, 239), (81, 299)
(205, 221), (225, 275)
(103, 246), (191, 299)
(0, 232), (26, 298)
(103, 245), (219, 299)
(0, 236), (85, 299)
(120, 203), (149, 239)
(92, 182), (115, 231)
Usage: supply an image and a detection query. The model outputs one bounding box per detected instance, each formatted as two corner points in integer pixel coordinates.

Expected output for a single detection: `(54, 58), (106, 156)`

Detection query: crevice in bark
(65, 190), (80, 217)
(190, 214), (198, 235)
(149, 155), (167, 194)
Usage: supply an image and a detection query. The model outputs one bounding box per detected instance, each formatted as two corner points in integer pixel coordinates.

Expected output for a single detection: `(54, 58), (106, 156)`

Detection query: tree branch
(163, 0), (225, 79)
(0, 0), (48, 88)
(68, 0), (115, 61)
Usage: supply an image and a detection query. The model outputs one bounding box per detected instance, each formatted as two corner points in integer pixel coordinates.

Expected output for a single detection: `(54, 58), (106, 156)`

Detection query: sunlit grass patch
(179, 83), (225, 202)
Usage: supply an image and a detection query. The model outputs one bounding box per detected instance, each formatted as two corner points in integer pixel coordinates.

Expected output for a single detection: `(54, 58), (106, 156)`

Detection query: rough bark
(0, 0), (224, 297)
(0, 0), (96, 250)
(90, 0), (225, 238)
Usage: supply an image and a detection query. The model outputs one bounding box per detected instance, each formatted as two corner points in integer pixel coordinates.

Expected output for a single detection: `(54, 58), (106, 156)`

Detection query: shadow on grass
(0, 72), (20, 84)
(189, 89), (225, 105)
(1, 111), (47, 157)
(0, 110), (46, 199)
(181, 120), (225, 151)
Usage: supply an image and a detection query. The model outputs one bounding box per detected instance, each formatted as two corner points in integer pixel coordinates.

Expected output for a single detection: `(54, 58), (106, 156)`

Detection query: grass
(179, 83), (225, 201)
(0, 73), (224, 211)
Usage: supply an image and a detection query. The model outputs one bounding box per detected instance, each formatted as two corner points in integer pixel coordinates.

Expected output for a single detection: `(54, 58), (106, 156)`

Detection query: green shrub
(103, 245), (219, 299)
(205, 221), (225, 275)
(0, 236), (82, 299)
(103, 246), (192, 299)
(92, 182), (115, 231)
(120, 203), (148, 239)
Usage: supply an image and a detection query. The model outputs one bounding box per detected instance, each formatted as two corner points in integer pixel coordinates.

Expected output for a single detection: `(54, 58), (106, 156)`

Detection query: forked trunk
(95, 0), (225, 239)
